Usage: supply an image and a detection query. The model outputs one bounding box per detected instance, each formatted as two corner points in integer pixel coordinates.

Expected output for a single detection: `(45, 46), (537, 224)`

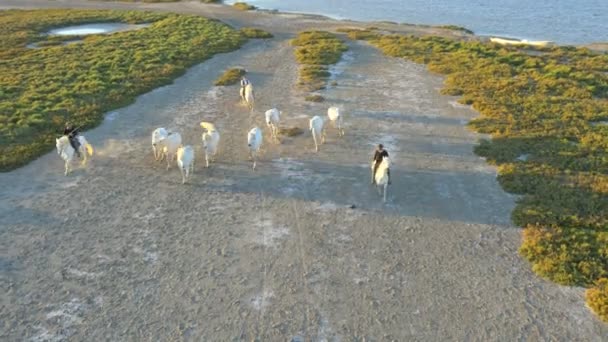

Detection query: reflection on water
(48, 23), (149, 36)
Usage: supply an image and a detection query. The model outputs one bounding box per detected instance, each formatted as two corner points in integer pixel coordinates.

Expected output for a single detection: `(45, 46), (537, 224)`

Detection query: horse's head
(56, 136), (68, 154)
(382, 157), (391, 168)
(152, 128), (168, 146)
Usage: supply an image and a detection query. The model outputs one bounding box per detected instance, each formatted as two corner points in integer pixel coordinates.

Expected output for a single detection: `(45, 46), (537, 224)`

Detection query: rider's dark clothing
(63, 125), (81, 157)
(373, 149), (389, 163)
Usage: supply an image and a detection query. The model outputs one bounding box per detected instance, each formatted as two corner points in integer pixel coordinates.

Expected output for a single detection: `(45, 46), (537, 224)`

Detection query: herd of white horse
(55, 83), (392, 202)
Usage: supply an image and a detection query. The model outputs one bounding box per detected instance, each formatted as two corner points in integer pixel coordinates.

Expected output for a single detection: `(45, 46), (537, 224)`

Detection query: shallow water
(48, 22), (149, 35)
(232, 0), (608, 44)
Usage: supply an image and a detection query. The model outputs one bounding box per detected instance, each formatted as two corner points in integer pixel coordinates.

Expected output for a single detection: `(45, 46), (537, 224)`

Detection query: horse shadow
(195, 157), (515, 226)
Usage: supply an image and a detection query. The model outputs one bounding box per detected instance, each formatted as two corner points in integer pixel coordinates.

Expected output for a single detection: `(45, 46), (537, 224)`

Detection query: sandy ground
(1, 1), (607, 341)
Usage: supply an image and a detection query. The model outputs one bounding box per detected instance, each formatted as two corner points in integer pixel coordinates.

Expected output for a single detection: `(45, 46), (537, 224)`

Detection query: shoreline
(1, 0), (606, 49)
(223, 0), (607, 46)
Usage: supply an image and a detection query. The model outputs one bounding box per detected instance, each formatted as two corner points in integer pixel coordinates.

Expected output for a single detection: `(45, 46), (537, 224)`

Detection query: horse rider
(63, 122), (81, 158)
(372, 144), (391, 185)
(240, 75), (251, 101)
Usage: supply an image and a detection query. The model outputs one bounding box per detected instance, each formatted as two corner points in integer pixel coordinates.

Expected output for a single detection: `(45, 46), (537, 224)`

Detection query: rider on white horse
(372, 144), (391, 185)
(63, 122), (81, 158)
(240, 76), (251, 101)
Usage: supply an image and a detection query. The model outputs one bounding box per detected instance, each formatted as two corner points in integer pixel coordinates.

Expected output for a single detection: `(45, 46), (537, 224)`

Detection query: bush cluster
(290, 31), (348, 93)
(342, 27), (608, 321)
(304, 94), (325, 102)
(0, 9), (246, 171)
(239, 27), (273, 39)
(214, 68), (246, 86)
(233, 2), (256, 11)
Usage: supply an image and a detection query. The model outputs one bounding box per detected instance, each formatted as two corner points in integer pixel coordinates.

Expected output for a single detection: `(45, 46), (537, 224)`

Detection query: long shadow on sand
(194, 157), (515, 227)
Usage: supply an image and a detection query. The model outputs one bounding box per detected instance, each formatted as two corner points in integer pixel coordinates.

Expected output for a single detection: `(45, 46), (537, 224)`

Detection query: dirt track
(1, 1), (607, 340)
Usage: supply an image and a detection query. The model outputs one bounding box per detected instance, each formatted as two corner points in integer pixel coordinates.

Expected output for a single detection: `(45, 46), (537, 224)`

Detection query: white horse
(243, 84), (255, 111)
(157, 132), (182, 170)
(371, 157), (391, 203)
(247, 126), (263, 170)
(309, 115), (326, 152)
(327, 106), (345, 137)
(151, 127), (169, 161)
(176, 145), (195, 184)
(200, 122), (220, 168)
(265, 108), (280, 142)
(55, 135), (94, 176)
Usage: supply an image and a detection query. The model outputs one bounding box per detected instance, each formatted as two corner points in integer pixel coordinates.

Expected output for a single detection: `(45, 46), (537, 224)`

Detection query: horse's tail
(85, 143), (94, 156)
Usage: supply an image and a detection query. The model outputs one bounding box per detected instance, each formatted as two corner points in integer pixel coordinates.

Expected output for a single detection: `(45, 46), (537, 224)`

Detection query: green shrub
(240, 27), (273, 39)
(336, 28), (380, 41)
(436, 25), (474, 35)
(214, 68), (246, 86)
(291, 30), (348, 94)
(586, 278), (608, 322)
(233, 2), (256, 11)
(304, 94), (325, 102)
(279, 126), (304, 136)
(0, 9), (247, 171)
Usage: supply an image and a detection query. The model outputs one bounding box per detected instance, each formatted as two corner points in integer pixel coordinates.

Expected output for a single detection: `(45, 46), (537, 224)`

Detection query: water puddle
(48, 22), (150, 36)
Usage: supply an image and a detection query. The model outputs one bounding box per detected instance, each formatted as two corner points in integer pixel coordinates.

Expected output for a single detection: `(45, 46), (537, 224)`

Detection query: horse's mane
(57, 135), (70, 144)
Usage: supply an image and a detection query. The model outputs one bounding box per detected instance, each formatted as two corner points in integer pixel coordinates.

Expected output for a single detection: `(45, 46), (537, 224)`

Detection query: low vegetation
(342, 28), (608, 321)
(279, 126), (304, 137)
(233, 2), (256, 11)
(304, 94), (325, 102)
(0, 9), (247, 171)
(239, 27), (273, 39)
(436, 25), (474, 35)
(587, 278), (608, 322)
(290, 31), (348, 94)
(214, 68), (246, 86)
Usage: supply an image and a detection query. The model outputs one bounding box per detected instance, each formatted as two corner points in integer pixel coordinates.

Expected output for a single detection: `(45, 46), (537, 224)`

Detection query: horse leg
(180, 167), (186, 184)
(252, 153), (257, 170)
(166, 152), (172, 170)
(273, 125), (279, 142)
(371, 166), (375, 184)
(64, 160), (70, 176)
(313, 133), (319, 152)
(383, 183), (388, 203)
(205, 151), (210, 168)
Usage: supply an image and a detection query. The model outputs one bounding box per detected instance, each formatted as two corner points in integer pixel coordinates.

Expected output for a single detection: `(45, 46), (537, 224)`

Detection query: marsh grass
(279, 126), (304, 137)
(233, 2), (256, 11)
(304, 94), (325, 102)
(214, 68), (246, 86)
(240, 27), (273, 39)
(342, 28), (608, 321)
(436, 25), (474, 35)
(291, 31), (348, 94)
(0, 9), (246, 171)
